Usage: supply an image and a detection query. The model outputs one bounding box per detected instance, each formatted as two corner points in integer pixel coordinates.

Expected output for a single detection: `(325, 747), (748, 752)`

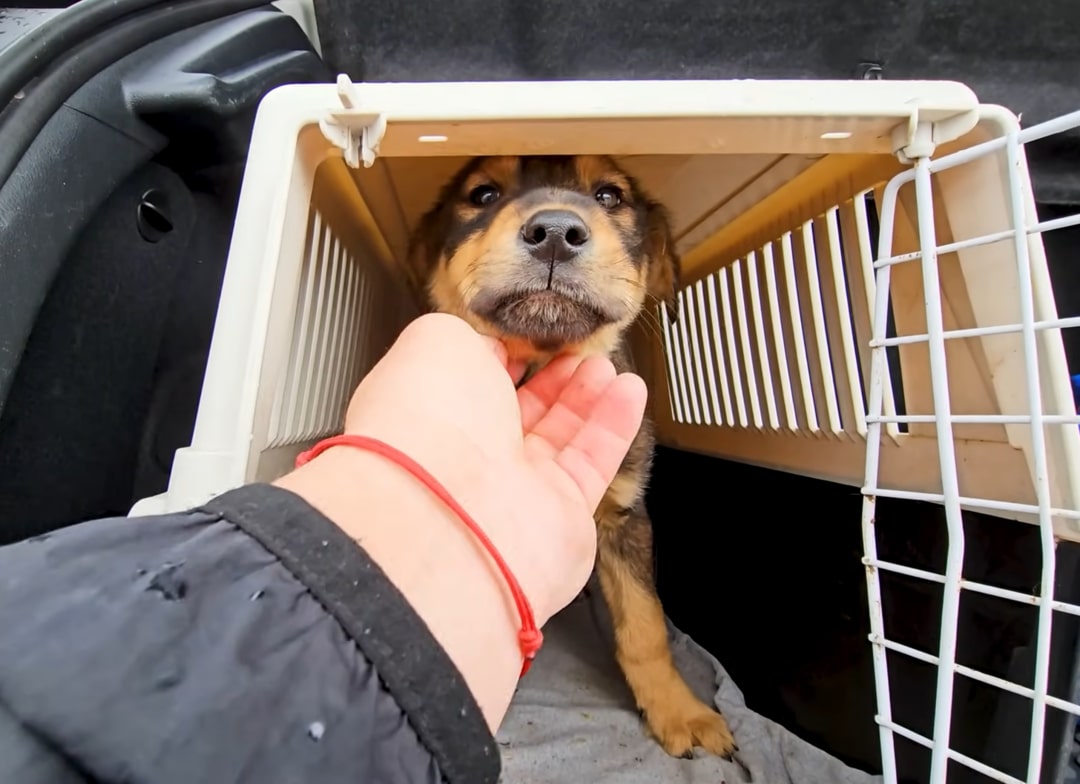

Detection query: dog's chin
(473, 289), (615, 353)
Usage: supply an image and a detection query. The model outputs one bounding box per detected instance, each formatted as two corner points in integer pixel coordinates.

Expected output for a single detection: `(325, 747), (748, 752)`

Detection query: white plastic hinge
(892, 111), (937, 164)
(891, 106), (980, 164)
(318, 74), (387, 168)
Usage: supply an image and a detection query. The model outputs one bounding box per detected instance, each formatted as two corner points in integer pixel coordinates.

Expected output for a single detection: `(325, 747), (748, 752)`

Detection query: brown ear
(403, 159), (481, 311)
(644, 200), (681, 323)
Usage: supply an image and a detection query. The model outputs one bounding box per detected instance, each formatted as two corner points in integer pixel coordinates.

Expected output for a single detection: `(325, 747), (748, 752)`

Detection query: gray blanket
(498, 583), (883, 784)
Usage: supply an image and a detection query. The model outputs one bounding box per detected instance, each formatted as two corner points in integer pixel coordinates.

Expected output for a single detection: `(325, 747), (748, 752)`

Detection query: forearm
(275, 446), (543, 731)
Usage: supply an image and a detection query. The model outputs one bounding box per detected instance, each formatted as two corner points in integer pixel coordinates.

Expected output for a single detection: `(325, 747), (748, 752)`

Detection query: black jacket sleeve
(0, 484), (500, 784)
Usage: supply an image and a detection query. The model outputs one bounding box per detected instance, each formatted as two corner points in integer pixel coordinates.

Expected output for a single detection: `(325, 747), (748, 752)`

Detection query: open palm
(342, 313), (647, 622)
(517, 354), (642, 512)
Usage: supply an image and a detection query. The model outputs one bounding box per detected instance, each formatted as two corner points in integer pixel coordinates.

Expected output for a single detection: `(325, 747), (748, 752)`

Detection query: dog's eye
(595, 186), (622, 209)
(468, 185), (501, 207)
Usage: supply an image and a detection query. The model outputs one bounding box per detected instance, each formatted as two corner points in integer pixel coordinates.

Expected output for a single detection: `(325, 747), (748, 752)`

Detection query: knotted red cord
(296, 434), (542, 676)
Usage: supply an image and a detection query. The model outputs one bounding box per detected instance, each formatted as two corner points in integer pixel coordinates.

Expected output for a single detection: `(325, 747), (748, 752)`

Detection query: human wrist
(292, 427), (577, 624)
(274, 444), (538, 728)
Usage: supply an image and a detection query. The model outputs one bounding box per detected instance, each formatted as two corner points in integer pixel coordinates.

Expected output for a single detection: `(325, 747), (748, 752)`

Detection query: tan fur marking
(597, 549), (737, 758)
(428, 203), (525, 315)
(605, 472), (644, 513)
(574, 156), (631, 194)
(473, 156), (520, 188)
(579, 208), (630, 267)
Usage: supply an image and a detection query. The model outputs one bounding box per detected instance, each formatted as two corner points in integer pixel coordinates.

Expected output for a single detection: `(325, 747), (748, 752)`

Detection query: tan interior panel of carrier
(135, 80), (1078, 545)
(642, 114), (1080, 538)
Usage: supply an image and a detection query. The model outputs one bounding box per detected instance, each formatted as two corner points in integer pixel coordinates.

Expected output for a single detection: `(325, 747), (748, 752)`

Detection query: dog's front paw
(644, 693), (737, 760)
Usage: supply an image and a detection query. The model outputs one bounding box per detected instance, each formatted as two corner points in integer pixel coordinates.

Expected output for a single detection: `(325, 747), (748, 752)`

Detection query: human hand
(275, 312), (648, 726)
(340, 312), (647, 622)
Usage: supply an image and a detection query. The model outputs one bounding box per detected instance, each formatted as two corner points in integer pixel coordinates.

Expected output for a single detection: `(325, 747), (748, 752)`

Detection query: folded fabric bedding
(497, 582), (883, 784)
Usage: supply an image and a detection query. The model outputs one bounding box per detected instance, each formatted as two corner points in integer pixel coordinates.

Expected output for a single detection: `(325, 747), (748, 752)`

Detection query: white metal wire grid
(659, 109), (1080, 784)
(863, 112), (1080, 784)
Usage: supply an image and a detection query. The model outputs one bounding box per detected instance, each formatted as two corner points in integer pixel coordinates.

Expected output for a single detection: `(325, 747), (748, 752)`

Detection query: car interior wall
(0, 9), (332, 543)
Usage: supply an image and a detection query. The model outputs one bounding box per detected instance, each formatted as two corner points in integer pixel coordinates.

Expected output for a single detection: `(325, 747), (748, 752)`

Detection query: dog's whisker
(636, 306), (665, 344)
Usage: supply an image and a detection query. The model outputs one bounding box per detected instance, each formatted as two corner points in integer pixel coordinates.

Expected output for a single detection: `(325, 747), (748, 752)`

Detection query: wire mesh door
(863, 109), (1080, 784)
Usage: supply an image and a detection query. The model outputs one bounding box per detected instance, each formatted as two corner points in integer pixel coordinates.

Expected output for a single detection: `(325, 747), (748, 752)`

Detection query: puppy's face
(408, 155), (679, 360)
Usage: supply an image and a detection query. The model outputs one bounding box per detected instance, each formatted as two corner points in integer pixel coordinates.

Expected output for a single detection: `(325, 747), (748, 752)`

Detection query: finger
(391, 315), (532, 399)
(523, 356), (617, 457)
(506, 359), (529, 386)
(551, 373), (648, 510)
(516, 354), (588, 432)
(475, 336), (528, 384)
(396, 312), (483, 356)
(394, 314), (512, 376)
(481, 335), (510, 368)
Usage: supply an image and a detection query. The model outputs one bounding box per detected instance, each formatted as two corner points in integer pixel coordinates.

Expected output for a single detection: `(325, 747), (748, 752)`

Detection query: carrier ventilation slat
(266, 208), (380, 449)
(662, 192), (889, 440)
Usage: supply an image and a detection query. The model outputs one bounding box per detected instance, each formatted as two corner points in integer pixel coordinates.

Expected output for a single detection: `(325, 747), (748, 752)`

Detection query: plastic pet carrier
(130, 76), (1080, 784)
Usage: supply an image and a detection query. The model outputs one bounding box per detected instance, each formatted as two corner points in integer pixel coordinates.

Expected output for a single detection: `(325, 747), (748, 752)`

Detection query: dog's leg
(596, 502), (736, 759)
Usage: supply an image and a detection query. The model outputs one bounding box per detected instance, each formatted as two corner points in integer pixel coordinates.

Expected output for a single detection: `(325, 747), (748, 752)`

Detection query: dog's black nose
(520, 210), (590, 263)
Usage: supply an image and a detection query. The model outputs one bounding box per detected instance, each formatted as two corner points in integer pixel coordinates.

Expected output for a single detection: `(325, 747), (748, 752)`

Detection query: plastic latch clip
(319, 74), (388, 169)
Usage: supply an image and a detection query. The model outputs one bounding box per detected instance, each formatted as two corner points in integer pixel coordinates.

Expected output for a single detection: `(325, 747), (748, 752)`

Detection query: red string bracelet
(295, 434), (543, 677)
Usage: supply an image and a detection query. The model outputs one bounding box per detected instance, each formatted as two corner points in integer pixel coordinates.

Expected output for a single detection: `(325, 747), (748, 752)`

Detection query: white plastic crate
(130, 76), (1080, 784)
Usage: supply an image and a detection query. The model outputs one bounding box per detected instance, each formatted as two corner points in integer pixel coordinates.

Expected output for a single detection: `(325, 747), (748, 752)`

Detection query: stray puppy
(405, 155), (736, 759)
